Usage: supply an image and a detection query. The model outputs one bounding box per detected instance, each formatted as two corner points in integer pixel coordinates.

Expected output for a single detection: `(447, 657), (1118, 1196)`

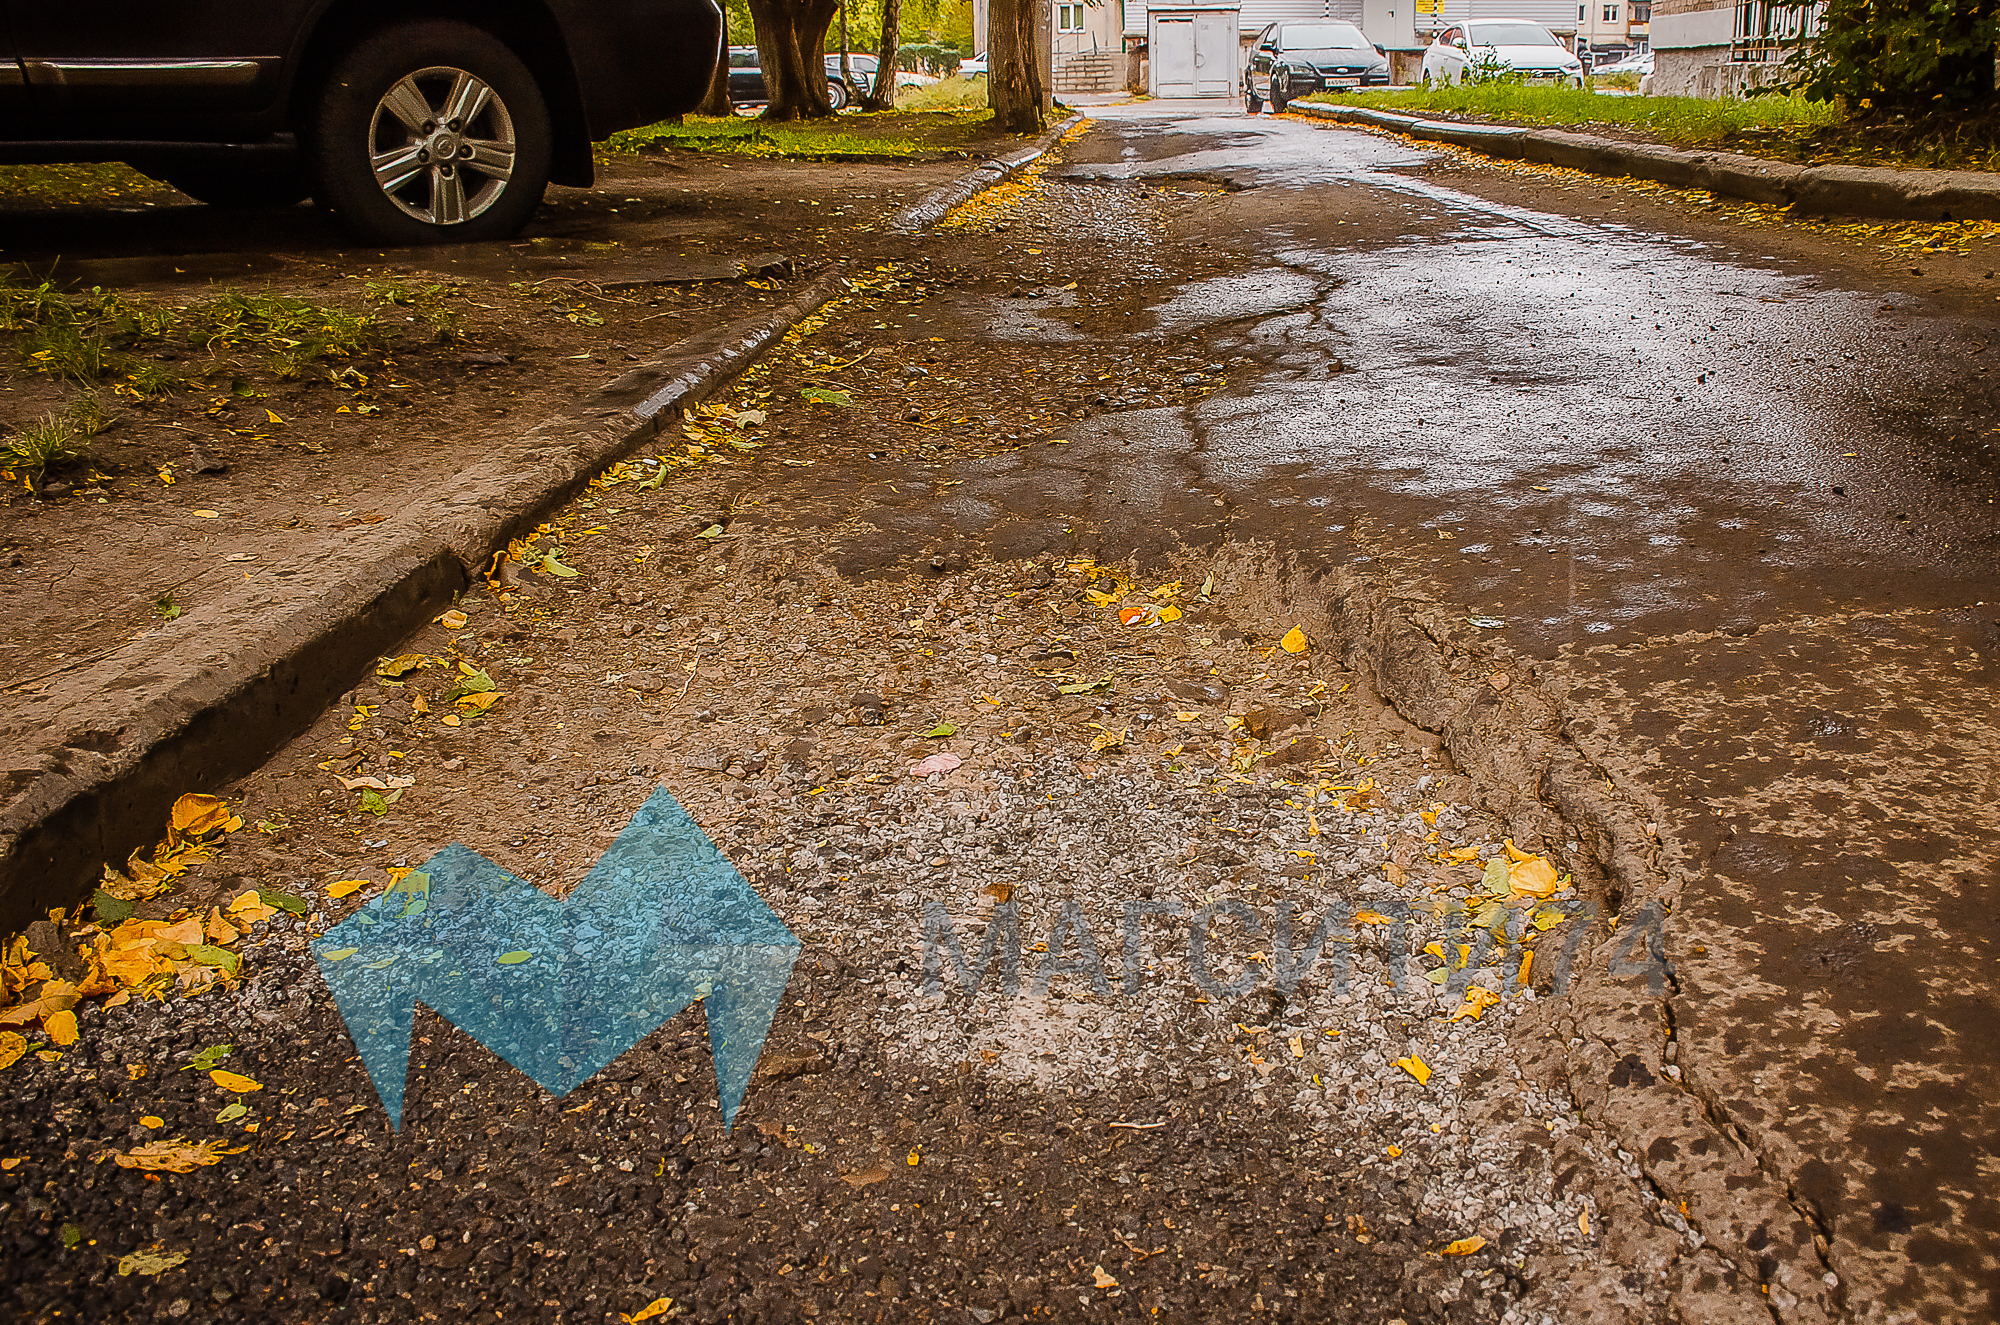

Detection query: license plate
(1326, 79), (1359, 90)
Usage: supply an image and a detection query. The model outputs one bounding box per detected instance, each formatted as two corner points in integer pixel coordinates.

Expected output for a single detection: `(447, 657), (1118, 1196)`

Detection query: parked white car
(960, 52), (989, 76)
(1420, 21), (1585, 87)
(1594, 50), (1655, 77)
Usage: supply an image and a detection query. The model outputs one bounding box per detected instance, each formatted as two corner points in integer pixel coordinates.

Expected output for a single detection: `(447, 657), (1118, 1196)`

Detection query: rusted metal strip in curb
(1290, 101), (2000, 220)
(886, 110), (1089, 233)
(0, 265), (855, 933)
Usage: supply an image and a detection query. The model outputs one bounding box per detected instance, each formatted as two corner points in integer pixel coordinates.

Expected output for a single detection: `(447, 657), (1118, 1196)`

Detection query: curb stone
(1291, 101), (2000, 220)
(887, 110), (1089, 231)
(0, 266), (855, 932)
(0, 119), (1111, 932)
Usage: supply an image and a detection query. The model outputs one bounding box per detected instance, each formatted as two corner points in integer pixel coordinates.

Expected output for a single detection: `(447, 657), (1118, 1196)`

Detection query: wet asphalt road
(8, 102), (2000, 1321)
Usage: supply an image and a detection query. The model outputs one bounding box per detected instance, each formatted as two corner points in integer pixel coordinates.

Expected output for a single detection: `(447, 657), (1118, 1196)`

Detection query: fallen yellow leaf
(139, 1115), (165, 1129)
(0, 1030), (26, 1070)
(456, 690), (502, 712)
(1092, 1265), (1118, 1289)
(1443, 1235), (1487, 1256)
(1353, 909), (1394, 926)
(1394, 1054), (1432, 1086)
(44, 1009), (78, 1046)
(106, 1137), (245, 1173)
(1446, 987), (1501, 1023)
(622, 1300), (675, 1324)
(1280, 626), (1309, 653)
(209, 1069), (263, 1093)
(192, 509), (220, 519)
(326, 879), (369, 898)
(438, 609), (469, 629)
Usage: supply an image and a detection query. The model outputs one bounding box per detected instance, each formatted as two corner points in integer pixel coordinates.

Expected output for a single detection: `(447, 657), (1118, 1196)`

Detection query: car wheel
(310, 19), (552, 245)
(157, 163), (312, 209)
(1270, 70), (1290, 112)
(827, 79), (850, 111)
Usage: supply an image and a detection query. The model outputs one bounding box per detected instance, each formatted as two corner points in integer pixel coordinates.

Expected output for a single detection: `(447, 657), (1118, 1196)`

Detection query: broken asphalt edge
(0, 265), (858, 937)
(1291, 102), (2000, 221)
(1301, 571), (1844, 1321)
(886, 110), (1089, 232)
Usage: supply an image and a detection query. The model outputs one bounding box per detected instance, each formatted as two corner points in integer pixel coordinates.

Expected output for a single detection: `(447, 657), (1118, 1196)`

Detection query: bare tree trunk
(838, 4), (852, 89)
(865, 0), (903, 110)
(746, 0), (842, 121)
(697, 12), (734, 117)
(988, 0), (1050, 132)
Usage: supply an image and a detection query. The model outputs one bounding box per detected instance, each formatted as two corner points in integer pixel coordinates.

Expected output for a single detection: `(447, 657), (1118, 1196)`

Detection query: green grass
(601, 110), (993, 159)
(0, 162), (180, 207)
(1306, 84), (1840, 148)
(1, 398), (109, 487)
(897, 76), (990, 112)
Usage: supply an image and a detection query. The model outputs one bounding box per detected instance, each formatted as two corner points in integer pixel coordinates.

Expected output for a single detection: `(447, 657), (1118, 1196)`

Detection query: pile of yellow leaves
(97, 793), (242, 903)
(1, 793), (291, 1071)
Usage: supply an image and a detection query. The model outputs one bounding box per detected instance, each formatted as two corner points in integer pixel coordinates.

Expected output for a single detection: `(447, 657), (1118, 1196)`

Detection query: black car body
(1244, 21), (1390, 111)
(0, 0), (723, 241)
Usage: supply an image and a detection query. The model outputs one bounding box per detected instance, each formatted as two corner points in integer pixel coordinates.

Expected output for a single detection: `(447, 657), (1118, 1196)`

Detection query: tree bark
(988, 0), (1051, 132)
(697, 12), (734, 116)
(745, 0), (843, 121)
(865, 0), (903, 110)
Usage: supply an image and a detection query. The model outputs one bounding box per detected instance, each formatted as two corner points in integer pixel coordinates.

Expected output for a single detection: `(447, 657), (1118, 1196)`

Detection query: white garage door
(1150, 9), (1239, 97)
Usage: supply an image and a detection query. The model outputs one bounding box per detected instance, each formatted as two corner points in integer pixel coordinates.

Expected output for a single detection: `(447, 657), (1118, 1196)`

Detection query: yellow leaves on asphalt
(191, 509), (220, 519)
(1442, 1235), (1487, 1256)
(208, 1069), (264, 1093)
(1502, 838), (1562, 898)
(118, 1246), (189, 1277)
(906, 1148), (922, 1167)
(1092, 1266), (1119, 1289)
(1280, 627), (1310, 654)
(101, 1137), (246, 1173)
(1394, 1054), (1433, 1086)
(326, 879), (369, 899)
(1352, 909), (1394, 926)
(438, 608), (469, 629)
(1446, 987), (1502, 1023)
(622, 1300), (677, 1324)
(139, 1115), (165, 1129)
(227, 890), (278, 926)
(44, 1009), (79, 1045)
(0, 1031), (26, 1070)
(375, 653), (429, 679)
(457, 690), (502, 713)
(495, 951), (534, 965)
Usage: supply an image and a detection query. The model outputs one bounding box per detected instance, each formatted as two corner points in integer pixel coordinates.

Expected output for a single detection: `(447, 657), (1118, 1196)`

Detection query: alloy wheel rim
(368, 65), (517, 226)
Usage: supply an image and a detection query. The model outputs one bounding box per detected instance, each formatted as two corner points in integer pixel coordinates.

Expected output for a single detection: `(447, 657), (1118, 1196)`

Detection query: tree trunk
(839, 5), (852, 89)
(988, 0), (1050, 132)
(746, 0), (842, 121)
(865, 0), (903, 110)
(697, 13), (733, 117)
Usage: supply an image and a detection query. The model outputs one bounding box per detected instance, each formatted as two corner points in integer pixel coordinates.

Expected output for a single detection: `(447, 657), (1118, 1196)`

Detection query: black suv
(0, 1), (724, 243)
(725, 46), (863, 111)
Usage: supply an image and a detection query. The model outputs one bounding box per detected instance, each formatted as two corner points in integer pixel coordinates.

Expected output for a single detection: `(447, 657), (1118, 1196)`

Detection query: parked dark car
(0, 0), (724, 243)
(726, 46), (858, 111)
(1244, 21), (1390, 113)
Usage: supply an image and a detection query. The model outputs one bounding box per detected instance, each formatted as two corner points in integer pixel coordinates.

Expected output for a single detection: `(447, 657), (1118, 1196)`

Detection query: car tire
(310, 19), (553, 245)
(157, 163), (312, 210)
(1269, 70), (1290, 112)
(827, 79), (850, 111)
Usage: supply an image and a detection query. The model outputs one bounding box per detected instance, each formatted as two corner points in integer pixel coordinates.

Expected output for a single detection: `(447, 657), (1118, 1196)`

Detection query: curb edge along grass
(1292, 102), (2000, 220)
(887, 110), (1089, 232)
(0, 264), (859, 934)
(0, 117), (1109, 933)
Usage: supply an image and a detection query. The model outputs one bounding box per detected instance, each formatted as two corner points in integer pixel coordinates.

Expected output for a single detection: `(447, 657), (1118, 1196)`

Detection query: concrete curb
(887, 110), (1089, 232)
(0, 265), (855, 933)
(1290, 102), (2000, 220)
(1, 114), (1112, 931)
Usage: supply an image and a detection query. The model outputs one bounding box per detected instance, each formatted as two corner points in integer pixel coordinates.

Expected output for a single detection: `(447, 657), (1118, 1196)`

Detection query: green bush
(1784, 0), (2000, 112)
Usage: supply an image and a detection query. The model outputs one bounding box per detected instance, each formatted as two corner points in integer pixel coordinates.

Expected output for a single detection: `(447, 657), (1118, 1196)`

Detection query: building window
(1603, 4), (1619, 20)
(1631, 3), (1651, 19)
(1579, 4), (1586, 17)
(1058, 3), (1086, 31)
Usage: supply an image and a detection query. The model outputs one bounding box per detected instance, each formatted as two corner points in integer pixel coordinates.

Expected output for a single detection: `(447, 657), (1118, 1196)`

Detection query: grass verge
(1306, 84), (1840, 149)
(601, 109), (993, 159)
